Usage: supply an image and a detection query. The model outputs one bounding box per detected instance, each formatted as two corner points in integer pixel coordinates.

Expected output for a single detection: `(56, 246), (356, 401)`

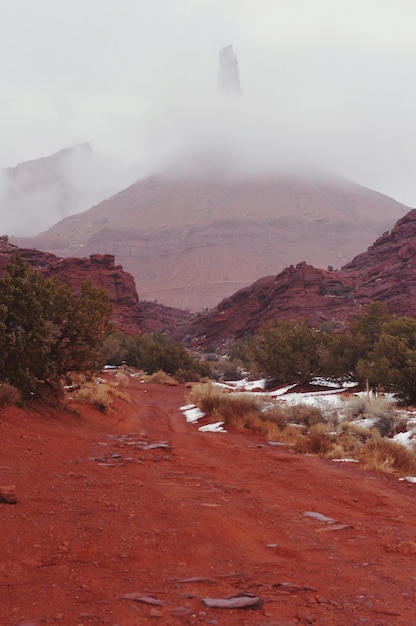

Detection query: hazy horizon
(2, 1), (416, 235)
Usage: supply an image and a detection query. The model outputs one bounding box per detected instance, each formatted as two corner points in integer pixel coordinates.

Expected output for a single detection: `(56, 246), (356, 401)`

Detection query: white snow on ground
(199, 422), (227, 433)
(224, 378), (267, 390)
(182, 406), (207, 423)
(276, 389), (345, 408)
(393, 430), (416, 448)
(311, 377), (358, 389)
(180, 404), (225, 431)
(180, 379), (416, 458)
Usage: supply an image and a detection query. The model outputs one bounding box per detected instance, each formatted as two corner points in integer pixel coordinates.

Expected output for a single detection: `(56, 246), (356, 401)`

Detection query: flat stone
(303, 511), (334, 523)
(0, 484), (17, 504)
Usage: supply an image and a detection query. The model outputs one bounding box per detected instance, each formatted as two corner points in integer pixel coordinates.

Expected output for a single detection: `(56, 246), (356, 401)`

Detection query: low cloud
(1, 0), (416, 236)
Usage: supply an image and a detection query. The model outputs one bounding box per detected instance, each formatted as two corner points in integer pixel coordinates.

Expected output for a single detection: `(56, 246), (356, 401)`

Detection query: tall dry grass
(143, 370), (178, 385)
(357, 439), (416, 475)
(189, 383), (327, 437)
(189, 383), (416, 475)
(0, 383), (21, 406)
(67, 380), (130, 412)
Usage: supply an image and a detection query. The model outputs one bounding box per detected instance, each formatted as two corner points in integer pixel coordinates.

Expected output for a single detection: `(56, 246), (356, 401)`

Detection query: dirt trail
(1, 376), (416, 625)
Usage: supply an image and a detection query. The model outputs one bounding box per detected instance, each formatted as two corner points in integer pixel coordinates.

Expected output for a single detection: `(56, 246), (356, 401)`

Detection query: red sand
(1, 376), (416, 625)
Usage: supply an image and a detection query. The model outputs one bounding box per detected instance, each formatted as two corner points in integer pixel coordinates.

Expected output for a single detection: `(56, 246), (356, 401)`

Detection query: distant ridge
(172, 208), (416, 347)
(13, 172), (409, 312)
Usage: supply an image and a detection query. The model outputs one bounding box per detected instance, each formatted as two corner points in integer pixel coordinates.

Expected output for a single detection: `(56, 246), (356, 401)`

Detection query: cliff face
(0, 243), (143, 335)
(173, 208), (416, 347)
(13, 174), (409, 312)
(342, 208), (416, 317)
(172, 263), (357, 346)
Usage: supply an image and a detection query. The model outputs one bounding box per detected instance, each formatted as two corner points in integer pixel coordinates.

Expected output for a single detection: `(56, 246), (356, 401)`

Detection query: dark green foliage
(318, 332), (356, 382)
(101, 330), (210, 380)
(250, 318), (320, 384)
(227, 302), (416, 405)
(349, 301), (391, 358)
(356, 315), (416, 404)
(0, 254), (112, 398)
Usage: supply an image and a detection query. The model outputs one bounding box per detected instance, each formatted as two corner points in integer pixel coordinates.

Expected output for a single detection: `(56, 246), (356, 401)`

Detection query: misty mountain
(0, 144), (98, 236)
(13, 172), (409, 312)
(0, 144), (135, 237)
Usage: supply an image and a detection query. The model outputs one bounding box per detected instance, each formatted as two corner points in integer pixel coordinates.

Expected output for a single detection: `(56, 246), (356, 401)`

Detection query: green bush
(101, 330), (210, 379)
(0, 254), (112, 398)
(249, 319), (321, 385)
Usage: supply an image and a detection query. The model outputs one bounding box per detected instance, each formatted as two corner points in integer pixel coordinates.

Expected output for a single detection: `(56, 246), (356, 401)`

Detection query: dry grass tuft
(357, 439), (416, 475)
(114, 368), (130, 387)
(294, 423), (335, 456)
(0, 383), (21, 406)
(189, 383), (228, 414)
(280, 424), (305, 446)
(67, 380), (130, 412)
(143, 370), (178, 385)
(188, 383), (416, 475)
(285, 403), (326, 427)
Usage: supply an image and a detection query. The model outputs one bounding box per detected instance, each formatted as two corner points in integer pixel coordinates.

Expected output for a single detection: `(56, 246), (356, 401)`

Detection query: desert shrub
(326, 443), (349, 459)
(341, 395), (369, 419)
(189, 383), (262, 427)
(67, 380), (130, 412)
(115, 368), (130, 387)
(373, 413), (396, 437)
(391, 417), (410, 436)
(363, 397), (397, 436)
(294, 422), (336, 456)
(101, 330), (210, 379)
(339, 420), (378, 442)
(250, 318), (321, 385)
(341, 396), (398, 437)
(357, 439), (416, 474)
(0, 254), (112, 398)
(224, 410), (262, 431)
(144, 370), (178, 385)
(0, 382), (21, 406)
(285, 403), (325, 427)
(335, 430), (365, 453)
(221, 394), (261, 418)
(174, 368), (204, 384)
(211, 357), (245, 381)
(265, 422), (282, 441)
(189, 383), (228, 414)
(261, 404), (289, 430)
(280, 424), (305, 446)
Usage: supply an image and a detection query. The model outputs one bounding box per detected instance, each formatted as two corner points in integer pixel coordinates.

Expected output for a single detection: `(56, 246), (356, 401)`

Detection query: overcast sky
(1, 0), (416, 207)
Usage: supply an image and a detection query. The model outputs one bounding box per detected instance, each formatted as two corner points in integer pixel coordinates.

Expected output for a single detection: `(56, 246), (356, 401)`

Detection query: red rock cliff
(0, 243), (142, 335)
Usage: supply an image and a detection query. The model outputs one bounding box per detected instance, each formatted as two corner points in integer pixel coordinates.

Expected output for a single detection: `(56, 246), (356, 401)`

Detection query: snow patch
(199, 422), (227, 433)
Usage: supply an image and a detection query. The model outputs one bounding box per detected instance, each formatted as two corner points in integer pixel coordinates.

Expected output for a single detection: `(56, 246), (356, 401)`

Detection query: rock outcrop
(0, 242), (143, 335)
(172, 263), (357, 346)
(218, 45), (241, 95)
(343, 208), (416, 317)
(13, 174), (409, 312)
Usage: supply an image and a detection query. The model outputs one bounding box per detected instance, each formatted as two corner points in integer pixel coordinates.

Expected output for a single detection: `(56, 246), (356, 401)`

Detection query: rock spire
(218, 44), (241, 95)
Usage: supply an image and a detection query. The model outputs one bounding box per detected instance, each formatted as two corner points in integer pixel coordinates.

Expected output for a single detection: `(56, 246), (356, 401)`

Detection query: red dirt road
(1, 376), (416, 625)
